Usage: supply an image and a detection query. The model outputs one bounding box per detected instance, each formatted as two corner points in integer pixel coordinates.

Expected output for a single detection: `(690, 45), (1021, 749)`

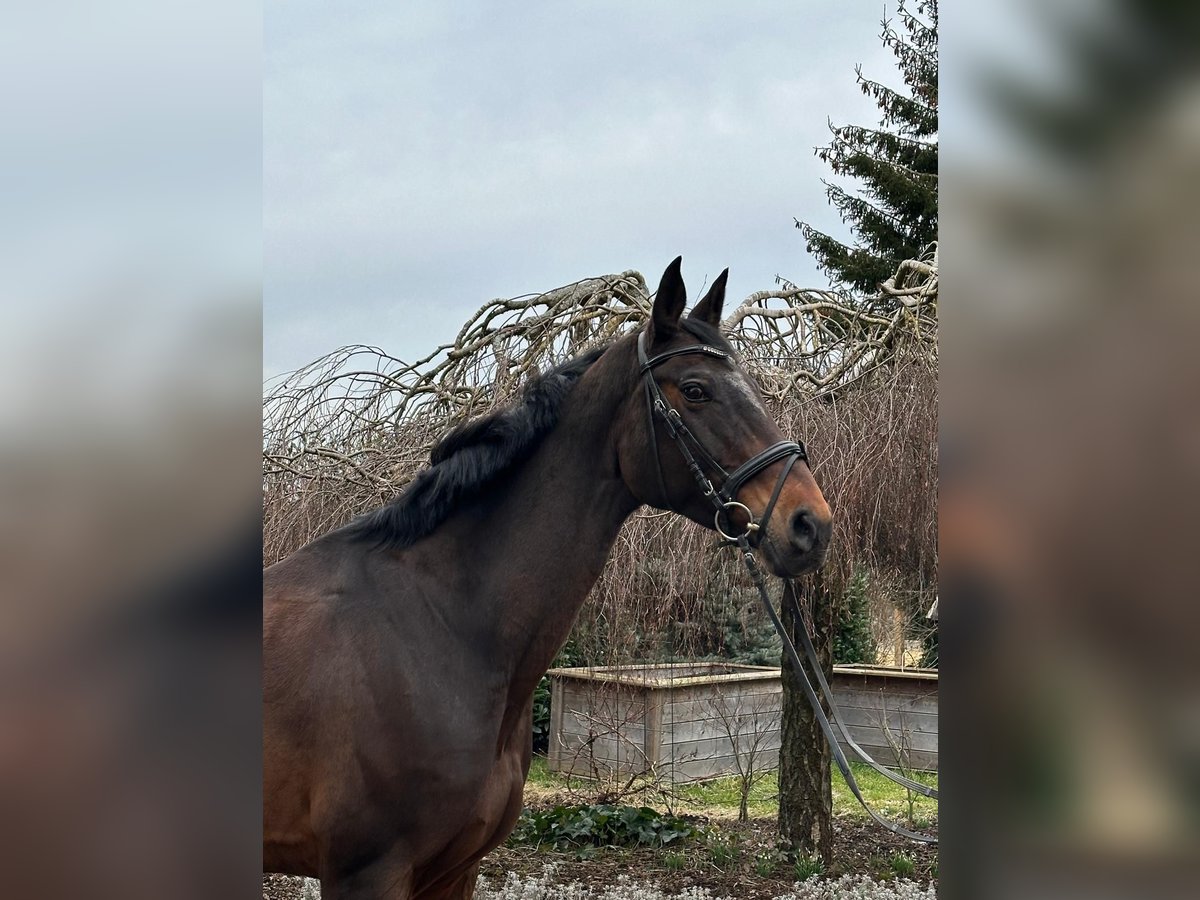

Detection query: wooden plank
(548, 677), (565, 772)
(663, 699), (783, 726)
(555, 733), (647, 762)
(663, 691), (783, 727)
(554, 735), (648, 762)
(557, 686), (648, 731)
(666, 733), (783, 762)
(831, 689), (938, 717)
(558, 713), (645, 746)
(662, 714), (781, 746)
(553, 753), (623, 779)
(835, 681), (936, 705)
(840, 702), (938, 720)
(836, 736), (939, 763)
(836, 693), (938, 714)
(838, 722), (938, 753)
(662, 682), (783, 703)
(663, 755), (741, 782)
(558, 694), (646, 725)
(547, 663), (781, 689)
(664, 716), (740, 745)
(664, 748), (781, 782)
(835, 705), (939, 735)
(662, 711), (935, 754)
(833, 675), (938, 693)
(558, 707), (647, 737)
(555, 706), (651, 747)
(663, 683), (784, 703)
(832, 664), (938, 682)
(663, 717), (781, 739)
(831, 676), (938, 696)
(552, 733), (650, 772)
(644, 685), (665, 768)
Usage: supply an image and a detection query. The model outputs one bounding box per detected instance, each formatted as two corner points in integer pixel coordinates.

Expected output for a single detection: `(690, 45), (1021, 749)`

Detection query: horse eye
(681, 383), (709, 403)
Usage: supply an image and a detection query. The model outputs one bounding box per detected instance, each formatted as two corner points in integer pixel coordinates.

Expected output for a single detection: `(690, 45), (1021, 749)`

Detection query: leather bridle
(637, 330), (939, 844)
(637, 332), (807, 544)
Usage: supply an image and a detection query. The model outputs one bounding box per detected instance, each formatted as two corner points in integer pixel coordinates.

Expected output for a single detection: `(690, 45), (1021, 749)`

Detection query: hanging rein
(638, 333), (938, 844)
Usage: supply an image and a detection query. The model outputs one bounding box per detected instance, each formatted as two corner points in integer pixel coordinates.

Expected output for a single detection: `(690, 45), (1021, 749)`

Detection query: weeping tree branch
(263, 246), (938, 677)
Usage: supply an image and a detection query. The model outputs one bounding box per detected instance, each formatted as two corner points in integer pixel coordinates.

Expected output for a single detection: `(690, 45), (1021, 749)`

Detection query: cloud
(265, 1), (896, 376)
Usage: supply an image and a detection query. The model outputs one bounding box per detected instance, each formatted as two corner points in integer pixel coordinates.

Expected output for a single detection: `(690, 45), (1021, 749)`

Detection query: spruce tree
(796, 0), (938, 298)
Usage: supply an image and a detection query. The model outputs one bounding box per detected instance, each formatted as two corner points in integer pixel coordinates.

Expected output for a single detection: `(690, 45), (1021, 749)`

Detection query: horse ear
(649, 256), (686, 344)
(689, 268), (728, 327)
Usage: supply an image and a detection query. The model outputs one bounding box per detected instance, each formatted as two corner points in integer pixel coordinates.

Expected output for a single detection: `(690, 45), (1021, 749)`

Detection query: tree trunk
(777, 582), (835, 862)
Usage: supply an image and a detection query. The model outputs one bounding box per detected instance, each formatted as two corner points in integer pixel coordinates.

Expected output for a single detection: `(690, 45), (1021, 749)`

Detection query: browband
(638, 342), (730, 373)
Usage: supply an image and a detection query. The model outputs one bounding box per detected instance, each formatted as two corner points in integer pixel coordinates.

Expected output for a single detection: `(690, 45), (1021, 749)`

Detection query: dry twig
(263, 247), (939, 669)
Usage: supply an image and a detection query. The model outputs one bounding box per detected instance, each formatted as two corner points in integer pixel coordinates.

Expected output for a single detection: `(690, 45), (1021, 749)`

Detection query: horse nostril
(789, 508), (819, 553)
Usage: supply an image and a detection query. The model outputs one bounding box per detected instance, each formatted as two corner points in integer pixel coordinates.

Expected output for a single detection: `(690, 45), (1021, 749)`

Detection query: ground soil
(263, 811), (937, 900)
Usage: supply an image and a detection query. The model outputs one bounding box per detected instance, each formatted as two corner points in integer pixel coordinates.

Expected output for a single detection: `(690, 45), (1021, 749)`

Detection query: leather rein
(638, 332), (938, 844)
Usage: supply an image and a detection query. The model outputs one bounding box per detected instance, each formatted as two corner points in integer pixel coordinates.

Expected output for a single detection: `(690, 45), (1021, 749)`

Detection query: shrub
(531, 676), (552, 754)
(507, 804), (703, 850)
(919, 626), (938, 668)
(834, 567), (877, 664)
(718, 600), (783, 666)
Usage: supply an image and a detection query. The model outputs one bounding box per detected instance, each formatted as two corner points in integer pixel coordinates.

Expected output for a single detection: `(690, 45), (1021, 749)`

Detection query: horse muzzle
(761, 505), (832, 576)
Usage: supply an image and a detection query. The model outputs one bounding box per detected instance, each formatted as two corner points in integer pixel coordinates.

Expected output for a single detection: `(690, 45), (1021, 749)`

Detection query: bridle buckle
(664, 407), (684, 436)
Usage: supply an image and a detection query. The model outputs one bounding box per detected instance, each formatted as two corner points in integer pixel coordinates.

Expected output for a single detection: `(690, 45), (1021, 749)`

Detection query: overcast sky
(264, 2), (897, 379)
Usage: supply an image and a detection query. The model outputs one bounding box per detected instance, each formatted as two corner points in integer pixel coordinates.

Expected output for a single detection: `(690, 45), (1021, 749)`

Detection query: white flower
(470, 866), (936, 900)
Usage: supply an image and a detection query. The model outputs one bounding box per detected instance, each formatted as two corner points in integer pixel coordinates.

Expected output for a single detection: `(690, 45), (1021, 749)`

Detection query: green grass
(525, 755), (938, 824)
(890, 853), (916, 877)
(673, 769), (782, 819)
(663, 851), (687, 872)
(708, 836), (740, 869)
(753, 848), (786, 877)
(794, 853), (824, 880)
(829, 763), (939, 827)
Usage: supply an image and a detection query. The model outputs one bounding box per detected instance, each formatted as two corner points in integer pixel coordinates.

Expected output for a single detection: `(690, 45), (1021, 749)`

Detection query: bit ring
(715, 501), (759, 542)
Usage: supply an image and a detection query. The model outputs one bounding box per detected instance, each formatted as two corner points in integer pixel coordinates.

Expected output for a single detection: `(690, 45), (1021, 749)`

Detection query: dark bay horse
(263, 258), (832, 899)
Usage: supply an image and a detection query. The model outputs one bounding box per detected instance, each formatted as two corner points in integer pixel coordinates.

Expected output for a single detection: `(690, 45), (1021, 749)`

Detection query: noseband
(637, 332), (806, 542)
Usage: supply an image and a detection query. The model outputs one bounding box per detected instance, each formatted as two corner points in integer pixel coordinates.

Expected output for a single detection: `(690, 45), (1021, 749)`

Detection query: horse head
(616, 257), (832, 577)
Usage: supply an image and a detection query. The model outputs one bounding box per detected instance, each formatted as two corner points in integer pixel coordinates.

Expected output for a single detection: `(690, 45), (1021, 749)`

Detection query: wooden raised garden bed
(545, 662), (937, 782)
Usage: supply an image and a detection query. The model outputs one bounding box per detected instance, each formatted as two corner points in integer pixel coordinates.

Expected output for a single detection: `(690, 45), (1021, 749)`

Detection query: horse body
(264, 350), (640, 898)
(263, 259), (833, 899)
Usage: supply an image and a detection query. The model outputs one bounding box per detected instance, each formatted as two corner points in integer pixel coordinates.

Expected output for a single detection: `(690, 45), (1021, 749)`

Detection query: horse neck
(440, 341), (641, 677)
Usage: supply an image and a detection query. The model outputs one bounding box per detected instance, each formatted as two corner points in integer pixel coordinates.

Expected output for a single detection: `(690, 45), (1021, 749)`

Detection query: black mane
(343, 344), (610, 550)
(342, 316), (731, 551)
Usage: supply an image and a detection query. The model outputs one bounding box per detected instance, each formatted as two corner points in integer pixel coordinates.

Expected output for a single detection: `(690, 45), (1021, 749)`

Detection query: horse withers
(263, 258), (832, 899)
